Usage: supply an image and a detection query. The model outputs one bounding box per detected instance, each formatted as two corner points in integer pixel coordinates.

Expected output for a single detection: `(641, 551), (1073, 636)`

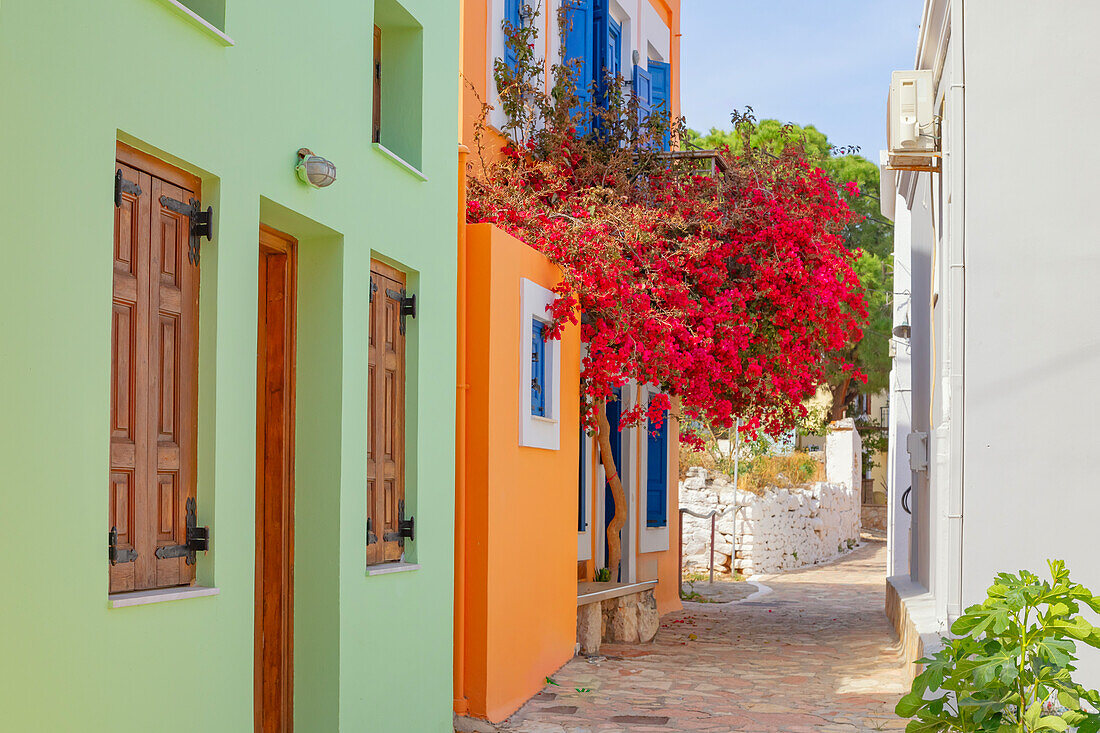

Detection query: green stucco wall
(0, 0), (458, 730)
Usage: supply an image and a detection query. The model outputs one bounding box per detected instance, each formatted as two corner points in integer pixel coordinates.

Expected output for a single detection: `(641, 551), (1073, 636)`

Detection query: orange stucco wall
(462, 223), (582, 723)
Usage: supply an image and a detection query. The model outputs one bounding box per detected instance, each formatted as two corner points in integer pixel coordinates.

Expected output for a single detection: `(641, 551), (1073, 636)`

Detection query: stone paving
(501, 537), (909, 732)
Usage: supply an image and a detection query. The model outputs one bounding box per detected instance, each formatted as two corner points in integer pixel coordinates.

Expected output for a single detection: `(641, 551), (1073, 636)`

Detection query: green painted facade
(0, 0), (458, 730)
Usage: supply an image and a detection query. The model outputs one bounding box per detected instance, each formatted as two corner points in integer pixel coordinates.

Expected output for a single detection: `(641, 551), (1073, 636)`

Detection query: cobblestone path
(502, 538), (909, 732)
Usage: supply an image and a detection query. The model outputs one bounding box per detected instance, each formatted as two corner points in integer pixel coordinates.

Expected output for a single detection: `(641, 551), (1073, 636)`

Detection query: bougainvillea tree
(468, 7), (867, 577)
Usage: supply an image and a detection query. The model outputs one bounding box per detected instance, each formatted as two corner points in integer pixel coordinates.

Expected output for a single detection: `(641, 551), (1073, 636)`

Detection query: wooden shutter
(632, 63), (652, 127)
(373, 25), (382, 144)
(593, 3), (621, 112)
(646, 403), (668, 528)
(110, 143), (201, 593)
(648, 60), (671, 150)
(578, 427), (587, 531)
(366, 262), (407, 565)
(504, 0), (522, 70)
(563, 0), (594, 133)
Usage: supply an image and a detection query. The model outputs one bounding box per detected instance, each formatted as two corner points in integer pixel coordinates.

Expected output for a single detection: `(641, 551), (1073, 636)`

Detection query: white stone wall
(680, 469), (861, 575)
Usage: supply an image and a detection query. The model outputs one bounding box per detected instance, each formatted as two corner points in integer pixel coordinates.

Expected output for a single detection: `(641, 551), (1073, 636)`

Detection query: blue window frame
(646, 400), (668, 528)
(531, 319), (547, 416)
(648, 59), (671, 150)
(563, 0), (594, 133)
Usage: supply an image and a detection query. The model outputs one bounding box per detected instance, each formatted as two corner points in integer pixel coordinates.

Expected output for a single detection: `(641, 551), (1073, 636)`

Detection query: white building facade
(883, 0), (1100, 679)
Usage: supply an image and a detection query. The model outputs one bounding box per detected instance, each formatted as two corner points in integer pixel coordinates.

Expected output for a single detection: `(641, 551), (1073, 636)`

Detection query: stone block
(607, 598), (639, 643)
(577, 602), (602, 655)
(637, 591), (659, 643)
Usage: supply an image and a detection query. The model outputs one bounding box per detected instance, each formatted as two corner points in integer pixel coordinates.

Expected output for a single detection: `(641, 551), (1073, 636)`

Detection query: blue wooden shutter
(594, 2), (621, 112)
(646, 403), (668, 527)
(648, 60), (671, 150)
(632, 63), (652, 128)
(531, 319), (546, 416)
(504, 0), (522, 70)
(563, 0), (594, 134)
(578, 427), (587, 531)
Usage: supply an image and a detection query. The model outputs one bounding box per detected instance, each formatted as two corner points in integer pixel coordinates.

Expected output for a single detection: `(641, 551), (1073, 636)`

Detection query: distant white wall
(887, 193), (913, 578)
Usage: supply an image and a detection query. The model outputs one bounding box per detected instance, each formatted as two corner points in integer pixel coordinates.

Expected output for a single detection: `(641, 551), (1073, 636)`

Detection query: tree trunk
(595, 397), (627, 582)
(828, 375), (853, 423)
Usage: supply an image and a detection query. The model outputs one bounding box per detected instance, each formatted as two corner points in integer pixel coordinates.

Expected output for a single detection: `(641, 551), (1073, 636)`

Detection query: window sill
(530, 415), (559, 425)
(366, 561), (421, 577)
(109, 585), (220, 608)
(372, 143), (427, 181)
(151, 0), (234, 45)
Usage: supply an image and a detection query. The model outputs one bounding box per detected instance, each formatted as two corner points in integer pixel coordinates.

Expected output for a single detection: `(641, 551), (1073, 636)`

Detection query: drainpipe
(944, 0), (966, 620)
(454, 143), (470, 716)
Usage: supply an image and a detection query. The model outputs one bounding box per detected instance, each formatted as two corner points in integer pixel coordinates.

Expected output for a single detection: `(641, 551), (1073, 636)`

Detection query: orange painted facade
(456, 0), (683, 723)
(460, 224), (582, 722)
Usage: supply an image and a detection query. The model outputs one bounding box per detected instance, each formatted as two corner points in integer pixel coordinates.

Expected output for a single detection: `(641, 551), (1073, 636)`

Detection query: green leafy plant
(594, 567), (611, 582)
(896, 560), (1100, 732)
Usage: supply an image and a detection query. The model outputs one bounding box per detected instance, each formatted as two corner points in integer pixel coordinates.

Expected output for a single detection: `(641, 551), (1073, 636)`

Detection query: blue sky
(680, 1), (925, 158)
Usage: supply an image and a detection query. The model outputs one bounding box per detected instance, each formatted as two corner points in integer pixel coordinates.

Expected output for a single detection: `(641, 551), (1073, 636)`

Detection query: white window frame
(487, 0), (549, 133)
(520, 278), (561, 450)
(578, 430), (594, 561)
(578, 345), (593, 561)
(638, 386), (670, 554)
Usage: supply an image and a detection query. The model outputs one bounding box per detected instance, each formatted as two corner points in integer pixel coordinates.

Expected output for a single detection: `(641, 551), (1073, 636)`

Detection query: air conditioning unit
(886, 70), (939, 172)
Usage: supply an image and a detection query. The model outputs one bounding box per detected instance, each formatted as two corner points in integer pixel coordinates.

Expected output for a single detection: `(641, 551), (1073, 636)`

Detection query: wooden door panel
(149, 176), (195, 587)
(110, 145), (200, 594)
(367, 263), (406, 564)
(256, 227), (296, 733)
(110, 163), (150, 594)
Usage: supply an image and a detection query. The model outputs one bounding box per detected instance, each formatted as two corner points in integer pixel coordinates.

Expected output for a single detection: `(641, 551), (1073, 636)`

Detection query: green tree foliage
(687, 121), (893, 420)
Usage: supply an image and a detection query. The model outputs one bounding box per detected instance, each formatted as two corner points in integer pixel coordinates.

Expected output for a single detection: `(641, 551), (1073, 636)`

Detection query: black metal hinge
(366, 516), (378, 546)
(375, 61), (381, 80)
(108, 526), (138, 566)
(154, 497), (210, 565)
(159, 194), (213, 265)
(369, 280), (378, 304)
(114, 169), (142, 208)
(385, 288), (417, 334)
(382, 501), (415, 545)
(398, 500), (415, 543)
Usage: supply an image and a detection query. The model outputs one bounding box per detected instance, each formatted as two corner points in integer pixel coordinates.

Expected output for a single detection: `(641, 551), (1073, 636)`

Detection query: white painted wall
(890, 0), (1100, 681)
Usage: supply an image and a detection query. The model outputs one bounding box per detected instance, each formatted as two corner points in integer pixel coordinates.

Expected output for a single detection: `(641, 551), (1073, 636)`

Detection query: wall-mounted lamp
(632, 50), (641, 66)
(892, 317), (911, 340)
(296, 148), (337, 188)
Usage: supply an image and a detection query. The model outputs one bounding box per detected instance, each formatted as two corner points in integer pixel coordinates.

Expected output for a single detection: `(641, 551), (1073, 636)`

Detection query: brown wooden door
(255, 226), (297, 733)
(110, 144), (200, 593)
(366, 262), (406, 565)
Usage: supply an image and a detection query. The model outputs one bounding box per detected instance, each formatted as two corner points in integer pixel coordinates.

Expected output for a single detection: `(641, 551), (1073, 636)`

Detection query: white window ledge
(366, 561), (421, 577)
(109, 586), (220, 608)
(152, 1), (235, 46)
(372, 143), (427, 181)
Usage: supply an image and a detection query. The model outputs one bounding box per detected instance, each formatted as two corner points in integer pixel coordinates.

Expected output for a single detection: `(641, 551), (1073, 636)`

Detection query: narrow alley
(502, 539), (908, 732)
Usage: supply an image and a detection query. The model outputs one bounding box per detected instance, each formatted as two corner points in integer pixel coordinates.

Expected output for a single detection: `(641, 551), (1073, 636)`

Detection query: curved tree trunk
(828, 375), (853, 423)
(595, 397), (627, 582)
